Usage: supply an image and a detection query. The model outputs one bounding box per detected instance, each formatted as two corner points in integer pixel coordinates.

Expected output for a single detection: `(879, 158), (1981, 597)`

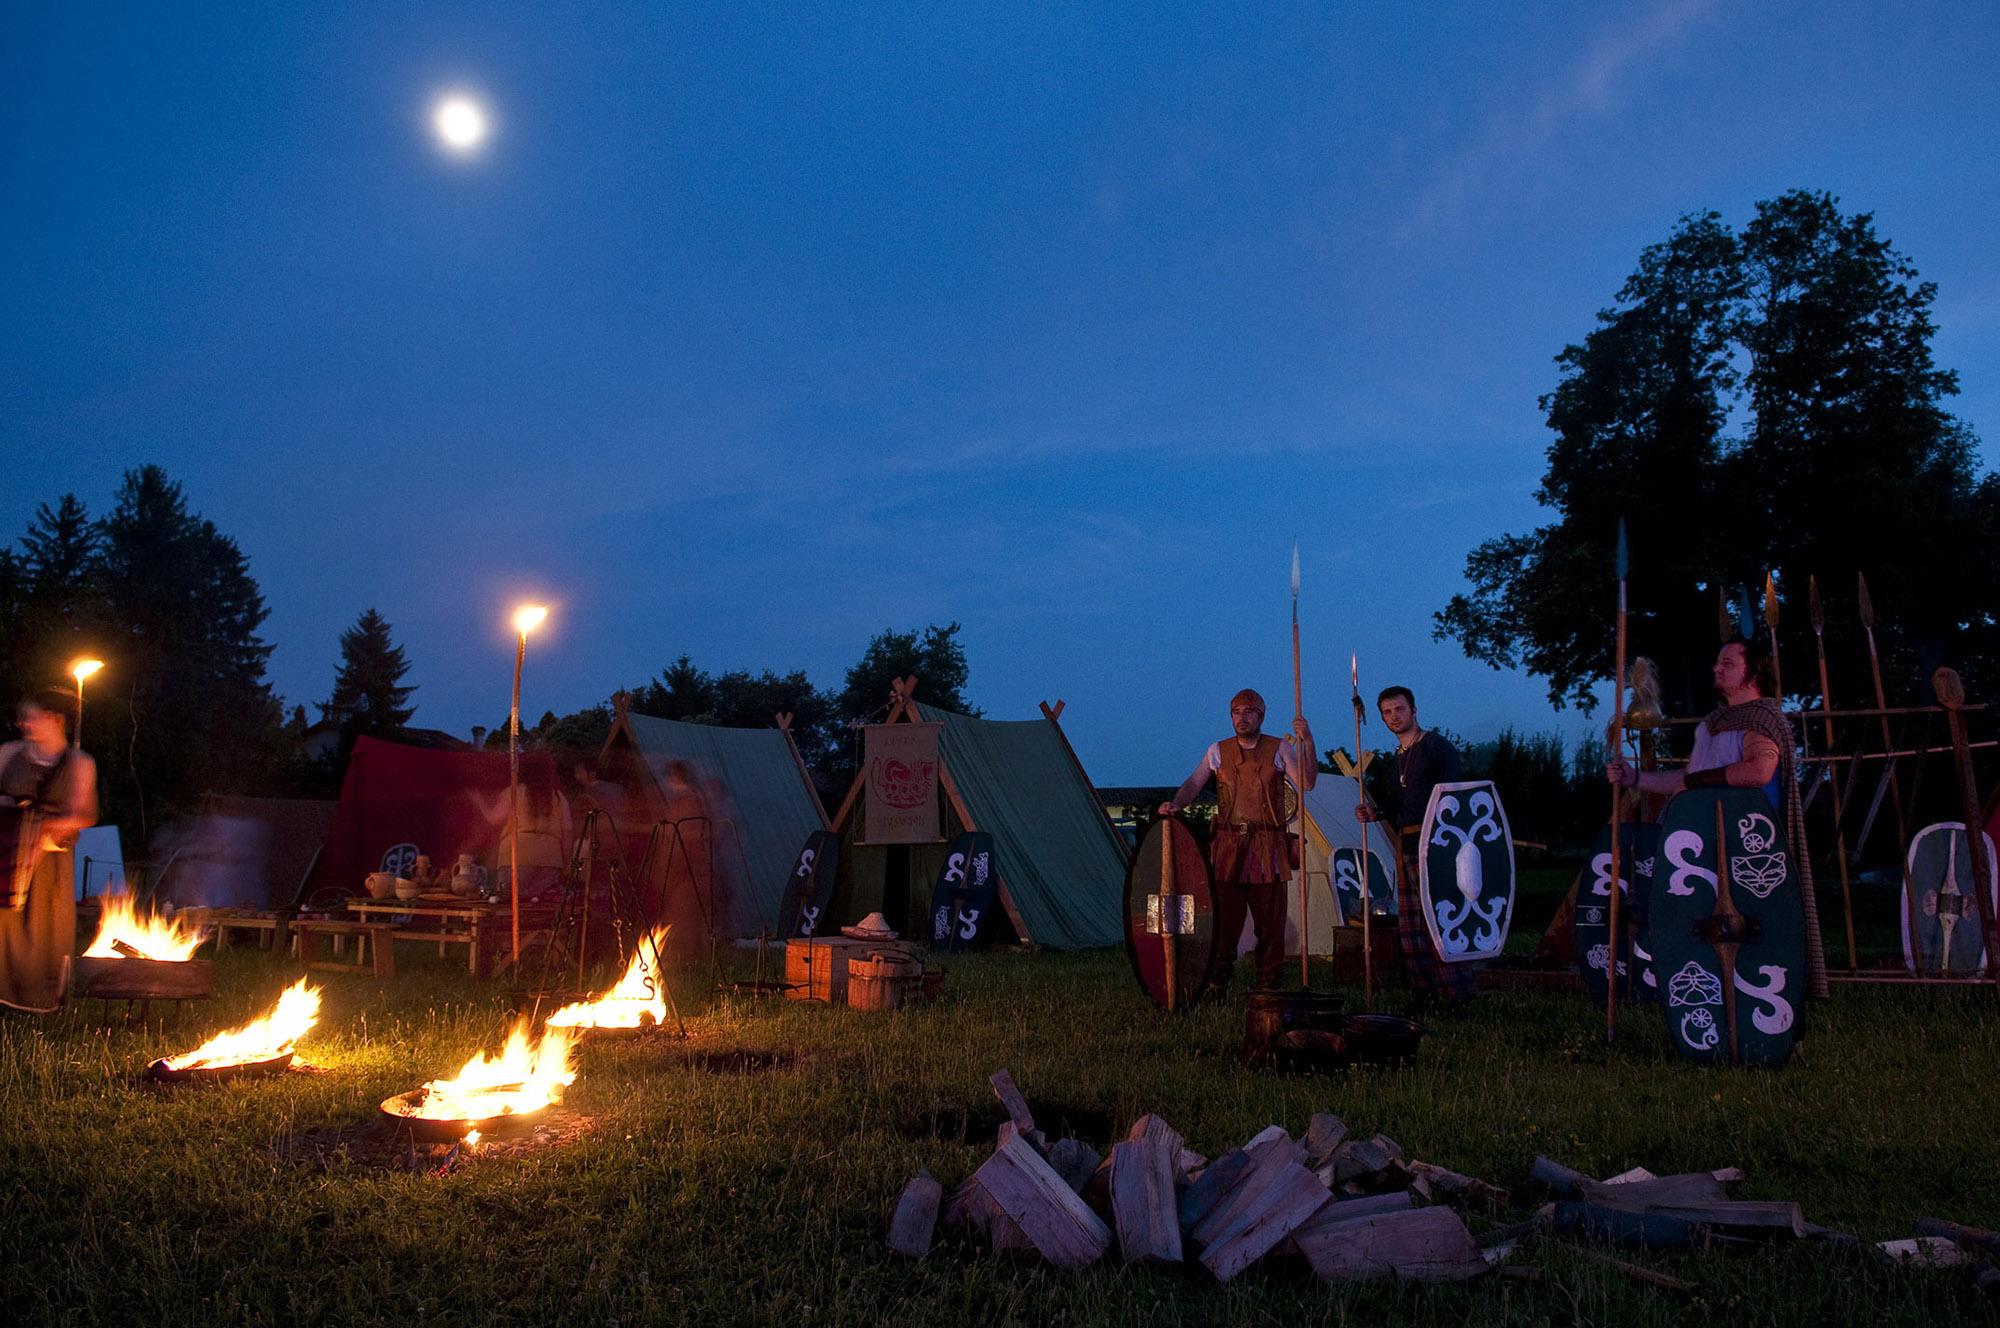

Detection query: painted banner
(862, 721), (942, 844)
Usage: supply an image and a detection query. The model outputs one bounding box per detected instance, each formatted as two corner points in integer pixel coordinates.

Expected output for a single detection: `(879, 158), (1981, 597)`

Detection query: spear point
(1857, 571), (1876, 632)
(1809, 575), (1824, 637)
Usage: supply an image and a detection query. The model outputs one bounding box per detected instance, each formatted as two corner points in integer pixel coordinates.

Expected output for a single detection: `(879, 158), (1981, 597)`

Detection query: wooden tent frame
(827, 677), (1130, 946)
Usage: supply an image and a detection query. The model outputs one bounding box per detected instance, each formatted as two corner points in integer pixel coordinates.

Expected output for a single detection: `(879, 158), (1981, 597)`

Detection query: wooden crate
(785, 937), (876, 1003)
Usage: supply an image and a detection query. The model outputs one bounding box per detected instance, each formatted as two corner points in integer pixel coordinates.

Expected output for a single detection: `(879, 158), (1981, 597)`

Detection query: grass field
(5, 903), (1999, 1327)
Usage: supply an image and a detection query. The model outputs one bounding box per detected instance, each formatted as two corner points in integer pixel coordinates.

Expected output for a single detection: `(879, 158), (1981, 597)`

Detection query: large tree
(321, 608), (418, 762)
(835, 623), (976, 724)
(1436, 192), (1994, 713)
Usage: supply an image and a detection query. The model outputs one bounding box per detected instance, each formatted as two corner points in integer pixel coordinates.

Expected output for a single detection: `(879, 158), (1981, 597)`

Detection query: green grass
(3, 938), (1998, 1327)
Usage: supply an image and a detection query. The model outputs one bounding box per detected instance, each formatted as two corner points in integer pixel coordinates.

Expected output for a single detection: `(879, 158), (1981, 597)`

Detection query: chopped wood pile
(884, 1071), (2000, 1299)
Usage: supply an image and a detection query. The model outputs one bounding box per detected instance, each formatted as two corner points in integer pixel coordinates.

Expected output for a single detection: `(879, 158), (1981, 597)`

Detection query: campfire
(381, 1022), (576, 1142)
(149, 979), (321, 1081)
(546, 927), (671, 1031)
(85, 893), (202, 961)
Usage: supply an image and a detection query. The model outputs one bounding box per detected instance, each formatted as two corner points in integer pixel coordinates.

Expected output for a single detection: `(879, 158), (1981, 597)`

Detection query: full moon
(433, 96), (489, 153)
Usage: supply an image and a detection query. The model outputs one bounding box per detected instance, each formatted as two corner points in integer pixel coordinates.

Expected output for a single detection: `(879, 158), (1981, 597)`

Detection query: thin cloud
(1396, 0), (1718, 243)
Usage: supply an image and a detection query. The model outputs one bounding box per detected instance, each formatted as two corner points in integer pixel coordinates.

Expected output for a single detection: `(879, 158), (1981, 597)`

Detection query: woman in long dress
(1, 686), (98, 1012)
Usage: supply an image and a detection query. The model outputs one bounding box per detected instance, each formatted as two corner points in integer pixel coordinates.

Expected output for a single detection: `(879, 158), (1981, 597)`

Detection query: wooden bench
(292, 920), (396, 979)
(180, 908), (290, 952)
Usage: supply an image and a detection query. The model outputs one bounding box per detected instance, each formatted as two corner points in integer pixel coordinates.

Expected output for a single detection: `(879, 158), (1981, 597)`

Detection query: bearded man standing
(1159, 689), (1315, 995)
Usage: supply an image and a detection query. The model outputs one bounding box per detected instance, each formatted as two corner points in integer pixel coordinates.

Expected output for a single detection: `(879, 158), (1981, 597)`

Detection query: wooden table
(344, 897), (497, 977)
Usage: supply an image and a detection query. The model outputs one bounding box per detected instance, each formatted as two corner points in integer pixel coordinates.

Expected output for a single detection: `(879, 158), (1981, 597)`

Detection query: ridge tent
(596, 708), (830, 941)
(828, 696), (1128, 949)
(158, 794), (336, 910)
(306, 736), (569, 902)
(1219, 777), (1404, 961)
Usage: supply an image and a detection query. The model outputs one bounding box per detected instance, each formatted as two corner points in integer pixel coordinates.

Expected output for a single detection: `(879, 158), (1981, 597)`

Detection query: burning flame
(161, 979), (321, 1072)
(546, 928), (670, 1029)
(85, 894), (202, 961)
(407, 1022), (575, 1126)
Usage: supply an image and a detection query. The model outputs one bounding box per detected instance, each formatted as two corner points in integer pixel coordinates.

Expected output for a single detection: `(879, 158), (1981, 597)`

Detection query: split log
(1126, 1113), (1184, 1155)
(1645, 1200), (1804, 1240)
(1046, 1137), (1100, 1194)
(1178, 1128), (1296, 1232)
(1321, 1134), (1405, 1189)
(1110, 1138), (1183, 1265)
(1277, 1191), (1417, 1257)
(886, 1171), (944, 1258)
(1553, 1201), (1711, 1251)
(1600, 1166), (1656, 1185)
(1576, 1172), (1732, 1210)
(1197, 1156), (1329, 1282)
(996, 1120), (1050, 1155)
(970, 1134), (1112, 1268)
(1912, 1218), (2000, 1260)
(989, 1069), (1036, 1135)
(942, 1178), (1035, 1255)
(1193, 1140), (1306, 1246)
(1303, 1112), (1348, 1170)
(1408, 1161), (1510, 1210)
(1295, 1205), (1487, 1284)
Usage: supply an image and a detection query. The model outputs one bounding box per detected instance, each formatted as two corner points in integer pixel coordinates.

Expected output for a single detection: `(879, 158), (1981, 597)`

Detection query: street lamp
(508, 605), (549, 965)
(69, 659), (104, 749)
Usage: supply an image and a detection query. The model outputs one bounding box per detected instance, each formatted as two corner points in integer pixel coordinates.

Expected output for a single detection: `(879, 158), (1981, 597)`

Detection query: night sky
(4, 2), (1995, 783)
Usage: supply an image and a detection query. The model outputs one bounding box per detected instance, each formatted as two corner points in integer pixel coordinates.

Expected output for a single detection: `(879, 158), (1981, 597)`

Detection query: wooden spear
(1712, 802), (1745, 1065)
(1933, 668), (2000, 1003)
(1606, 518), (1628, 1043)
(1763, 571), (1785, 703)
(1161, 815), (1179, 1012)
(1809, 577), (1860, 971)
(1717, 583), (1732, 644)
(1859, 573), (1920, 974)
(1292, 542), (1308, 989)
(1352, 652), (1372, 1009)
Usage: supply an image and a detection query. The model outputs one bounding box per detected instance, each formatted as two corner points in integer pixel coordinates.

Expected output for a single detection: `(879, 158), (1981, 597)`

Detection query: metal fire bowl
(378, 1089), (555, 1143)
(146, 1050), (295, 1084)
(74, 956), (214, 1002)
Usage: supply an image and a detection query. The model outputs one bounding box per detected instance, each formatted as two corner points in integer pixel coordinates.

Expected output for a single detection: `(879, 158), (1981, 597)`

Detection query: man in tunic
(1357, 685), (1478, 1007)
(1608, 635), (1829, 997)
(1, 688), (98, 1012)
(1158, 689), (1316, 995)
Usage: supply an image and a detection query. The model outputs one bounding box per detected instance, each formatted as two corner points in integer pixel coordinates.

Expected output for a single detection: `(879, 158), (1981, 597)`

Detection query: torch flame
(408, 1022), (575, 1127)
(161, 979), (320, 1072)
(546, 927), (671, 1029)
(85, 894), (203, 961)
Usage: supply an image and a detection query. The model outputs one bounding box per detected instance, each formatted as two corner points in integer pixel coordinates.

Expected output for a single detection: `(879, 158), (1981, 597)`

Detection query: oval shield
(780, 830), (841, 939)
(1573, 821), (1660, 1006)
(1902, 823), (1996, 977)
(1646, 788), (1806, 1068)
(928, 831), (998, 953)
(1330, 845), (1395, 927)
(1124, 818), (1217, 1010)
(1417, 780), (1515, 963)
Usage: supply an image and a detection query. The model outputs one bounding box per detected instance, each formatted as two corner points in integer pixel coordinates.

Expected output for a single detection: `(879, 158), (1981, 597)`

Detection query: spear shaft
(1292, 544), (1307, 989)
(1606, 519), (1628, 1043)
(1809, 576), (1859, 971)
(1352, 653), (1372, 1009)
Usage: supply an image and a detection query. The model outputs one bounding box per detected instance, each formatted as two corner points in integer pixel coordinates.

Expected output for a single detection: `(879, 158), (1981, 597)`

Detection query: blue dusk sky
(3, 1), (1996, 783)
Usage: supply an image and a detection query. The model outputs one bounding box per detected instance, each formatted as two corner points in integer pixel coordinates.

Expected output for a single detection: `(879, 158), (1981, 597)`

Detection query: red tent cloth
(307, 737), (568, 901)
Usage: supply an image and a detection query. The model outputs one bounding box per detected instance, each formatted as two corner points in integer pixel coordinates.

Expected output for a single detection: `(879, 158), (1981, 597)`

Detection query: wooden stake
(1809, 577), (1859, 971)
(1933, 669), (2000, 1002)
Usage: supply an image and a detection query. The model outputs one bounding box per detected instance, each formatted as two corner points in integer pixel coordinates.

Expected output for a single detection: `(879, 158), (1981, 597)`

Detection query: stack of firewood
(885, 1069), (1509, 1284)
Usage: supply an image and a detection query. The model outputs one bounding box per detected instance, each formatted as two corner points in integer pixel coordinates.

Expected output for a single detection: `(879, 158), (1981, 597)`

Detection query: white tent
(1234, 778), (1402, 959)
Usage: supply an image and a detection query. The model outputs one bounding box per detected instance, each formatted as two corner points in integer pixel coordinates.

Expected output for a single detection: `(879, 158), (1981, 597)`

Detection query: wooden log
(1878, 1237), (1974, 1267)
(1303, 1112), (1348, 1170)
(1530, 1155), (1589, 1199)
(989, 1069), (1036, 1135)
(886, 1171), (943, 1258)
(1126, 1112), (1184, 1155)
(1110, 1139), (1183, 1265)
(1295, 1205), (1487, 1284)
(1553, 1201), (1711, 1251)
(70, 956), (214, 1001)
(1645, 1200), (1804, 1240)
(1198, 1157), (1329, 1282)
(971, 1134), (1112, 1268)
(1279, 1190), (1418, 1255)
(1179, 1128), (1296, 1232)
(1322, 1134), (1404, 1189)
(941, 1178), (1035, 1255)
(1193, 1140), (1304, 1246)
(1576, 1172), (1732, 1210)
(1600, 1166), (1656, 1185)
(1046, 1137), (1100, 1194)
(1408, 1161), (1510, 1209)
(1912, 1217), (2000, 1259)
(996, 1120), (1049, 1155)
(1801, 1222), (1877, 1258)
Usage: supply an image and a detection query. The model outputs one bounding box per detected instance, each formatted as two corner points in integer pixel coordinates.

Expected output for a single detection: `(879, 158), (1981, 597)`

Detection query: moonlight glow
(432, 96), (489, 152)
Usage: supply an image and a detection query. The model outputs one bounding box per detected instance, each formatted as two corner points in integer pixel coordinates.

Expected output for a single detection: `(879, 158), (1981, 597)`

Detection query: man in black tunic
(1356, 686), (1477, 1007)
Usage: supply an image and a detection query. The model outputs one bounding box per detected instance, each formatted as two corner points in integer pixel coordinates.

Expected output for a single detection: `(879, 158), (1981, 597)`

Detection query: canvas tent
(307, 736), (567, 902)
(828, 695), (1128, 949)
(596, 707), (830, 940)
(158, 794), (336, 910)
(1275, 779), (1405, 957)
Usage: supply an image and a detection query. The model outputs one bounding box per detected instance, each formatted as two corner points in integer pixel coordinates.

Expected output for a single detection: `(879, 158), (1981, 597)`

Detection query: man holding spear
(1159, 690), (1316, 996)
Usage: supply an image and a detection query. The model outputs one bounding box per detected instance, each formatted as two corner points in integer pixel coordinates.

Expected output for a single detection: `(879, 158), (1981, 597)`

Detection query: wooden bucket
(847, 949), (924, 1011)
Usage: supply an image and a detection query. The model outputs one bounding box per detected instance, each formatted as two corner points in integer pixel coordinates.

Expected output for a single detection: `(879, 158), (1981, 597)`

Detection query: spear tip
(1763, 571), (1780, 630)
(1290, 541), (1300, 596)
(1857, 570), (1875, 630)
(1809, 575), (1824, 635)
(1614, 517), (1628, 580)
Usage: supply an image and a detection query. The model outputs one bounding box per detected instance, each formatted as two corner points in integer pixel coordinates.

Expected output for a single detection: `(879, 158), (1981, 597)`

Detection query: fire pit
(381, 1023), (575, 1143)
(543, 927), (676, 1037)
(76, 895), (213, 1003)
(147, 979), (320, 1083)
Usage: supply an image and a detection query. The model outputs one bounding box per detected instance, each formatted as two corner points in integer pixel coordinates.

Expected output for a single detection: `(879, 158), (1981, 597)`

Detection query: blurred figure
(1, 687), (99, 1012)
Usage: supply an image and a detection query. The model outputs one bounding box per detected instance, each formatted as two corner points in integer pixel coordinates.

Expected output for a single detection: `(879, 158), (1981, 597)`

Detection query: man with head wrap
(1159, 688), (1315, 995)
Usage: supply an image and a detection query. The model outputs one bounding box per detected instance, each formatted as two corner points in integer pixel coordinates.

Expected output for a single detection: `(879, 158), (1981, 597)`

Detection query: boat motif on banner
(1902, 822), (1997, 976)
(1417, 781), (1516, 963)
(1646, 788), (1806, 1068)
(1330, 846), (1394, 926)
